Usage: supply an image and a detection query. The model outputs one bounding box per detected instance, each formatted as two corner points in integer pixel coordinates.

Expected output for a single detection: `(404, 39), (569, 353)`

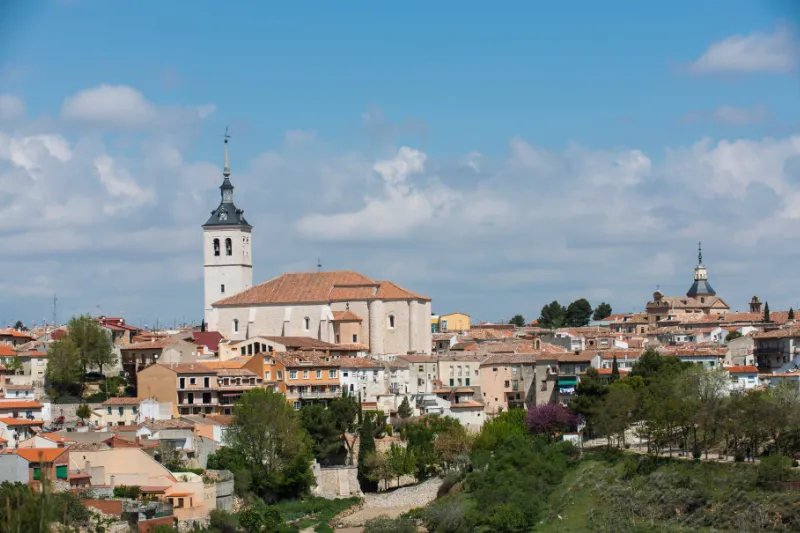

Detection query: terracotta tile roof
(603, 314), (634, 322)
(450, 341), (478, 351)
(15, 448), (67, 463)
(262, 336), (336, 349)
(725, 365), (759, 373)
(449, 401), (484, 409)
(274, 351), (342, 368)
(213, 271), (429, 307)
(0, 346), (15, 357)
(4, 384), (33, 391)
(333, 343), (369, 351)
(0, 329), (35, 340)
(754, 328), (800, 339)
(16, 350), (46, 358)
(770, 372), (800, 378)
(336, 358), (379, 368)
(595, 367), (629, 375)
(146, 419), (194, 430)
(332, 311), (362, 322)
(432, 333), (457, 341)
(121, 338), (176, 350)
(0, 401), (43, 409)
(555, 352), (596, 363)
(112, 424), (143, 433)
(192, 331), (224, 352)
(597, 349), (643, 360)
(158, 363), (215, 374)
(660, 347), (726, 357)
(199, 360), (246, 370)
(39, 433), (72, 443)
(216, 368), (258, 377)
(480, 353), (538, 366)
(396, 355), (438, 363)
(102, 397), (141, 406)
(0, 418), (43, 426)
(724, 312), (790, 324)
(467, 329), (507, 341)
(165, 491), (194, 498)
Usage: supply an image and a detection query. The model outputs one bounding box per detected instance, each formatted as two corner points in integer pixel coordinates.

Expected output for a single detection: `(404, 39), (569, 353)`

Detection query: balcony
(297, 390), (342, 399)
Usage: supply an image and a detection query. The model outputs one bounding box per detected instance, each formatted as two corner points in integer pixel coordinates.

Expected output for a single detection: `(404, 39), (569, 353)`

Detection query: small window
(213, 238), (220, 256)
(225, 238), (232, 256)
(352, 334), (358, 343)
(388, 315), (396, 328)
(304, 317), (310, 330)
(204, 377), (210, 387)
(329, 369), (338, 378)
(293, 402), (301, 410)
(190, 378), (196, 385)
(118, 407), (123, 416)
(233, 319), (239, 333)
(132, 406), (138, 414)
(449, 378), (454, 386)
(316, 370), (322, 379)
(303, 370), (309, 379)
(277, 371), (283, 379)
(107, 407), (112, 415)
(220, 284), (225, 294)
(289, 370), (297, 379)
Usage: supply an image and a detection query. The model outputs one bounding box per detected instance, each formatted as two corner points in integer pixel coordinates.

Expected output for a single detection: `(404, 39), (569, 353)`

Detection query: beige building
(479, 354), (536, 415)
(209, 271), (432, 356)
(97, 397), (141, 427)
(437, 355), (482, 389)
(121, 338), (200, 387)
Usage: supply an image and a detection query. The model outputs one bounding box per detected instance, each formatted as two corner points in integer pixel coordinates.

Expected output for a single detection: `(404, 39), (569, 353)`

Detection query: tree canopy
(508, 314), (526, 328)
(539, 299), (596, 328)
(593, 302), (613, 321)
(225, 388), (314, 502)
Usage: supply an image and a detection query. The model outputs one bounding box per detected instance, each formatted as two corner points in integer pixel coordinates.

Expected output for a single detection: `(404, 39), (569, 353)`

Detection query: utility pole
(52, 294), (57, 326)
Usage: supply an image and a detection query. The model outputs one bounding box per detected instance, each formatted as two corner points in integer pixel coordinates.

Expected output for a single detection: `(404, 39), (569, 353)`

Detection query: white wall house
(725, 365), (760, 392)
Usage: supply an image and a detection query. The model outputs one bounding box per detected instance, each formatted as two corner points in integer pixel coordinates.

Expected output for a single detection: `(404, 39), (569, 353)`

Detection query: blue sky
(2, 0), (800, 327)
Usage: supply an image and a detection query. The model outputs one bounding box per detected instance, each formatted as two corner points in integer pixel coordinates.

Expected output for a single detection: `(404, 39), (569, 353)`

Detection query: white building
(724, 365), (760, 392)
(202, 140), (432, 356)
(203, 138), (253, 327)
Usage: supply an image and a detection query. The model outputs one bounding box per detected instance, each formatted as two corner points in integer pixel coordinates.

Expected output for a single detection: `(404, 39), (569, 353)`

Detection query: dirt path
(334, 477), (442, 531)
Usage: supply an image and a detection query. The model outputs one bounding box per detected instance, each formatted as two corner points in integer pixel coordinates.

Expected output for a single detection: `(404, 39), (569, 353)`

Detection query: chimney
(109, 475), (115, 493)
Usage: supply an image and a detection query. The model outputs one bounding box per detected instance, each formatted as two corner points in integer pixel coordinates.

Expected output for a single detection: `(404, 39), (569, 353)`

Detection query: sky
(2, 0), (800, 328)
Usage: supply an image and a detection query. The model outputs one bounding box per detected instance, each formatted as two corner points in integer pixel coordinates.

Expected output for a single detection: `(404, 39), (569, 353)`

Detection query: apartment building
(479, 354), (537, 415)
(275, 352), (342, 410)
(437, 355), (481, 388)
(395, 355), (438, 394)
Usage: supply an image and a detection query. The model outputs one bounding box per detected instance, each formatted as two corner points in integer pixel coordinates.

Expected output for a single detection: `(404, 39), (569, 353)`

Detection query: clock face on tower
(218, 210), (228, 221)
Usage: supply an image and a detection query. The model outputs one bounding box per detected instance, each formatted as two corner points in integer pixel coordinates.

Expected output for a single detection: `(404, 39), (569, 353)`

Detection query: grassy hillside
(536, 450), (800, 532)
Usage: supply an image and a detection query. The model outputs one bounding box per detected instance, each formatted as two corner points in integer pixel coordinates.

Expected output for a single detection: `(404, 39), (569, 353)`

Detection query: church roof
(203, 177), (251, 228)
(212, 271), (430, 306)
(686, 278), (716, 298)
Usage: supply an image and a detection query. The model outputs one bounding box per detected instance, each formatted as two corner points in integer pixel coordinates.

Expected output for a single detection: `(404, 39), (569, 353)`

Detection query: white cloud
(94, 154), (156, 214)
(285, 130), (317, 144)
(712, 104), (770, 125)
(689, 22), (798, 74)
(61, 84), (215, 130)
(0, 94), (25, 121)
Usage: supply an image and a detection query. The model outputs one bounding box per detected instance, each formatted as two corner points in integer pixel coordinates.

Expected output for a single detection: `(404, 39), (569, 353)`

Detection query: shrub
(363, 516), (417, 533)
(437, 472), (462, 498)
(758, 454), (793, 489)
(208, 509), (238, 533)
(113, 485), (141, 499)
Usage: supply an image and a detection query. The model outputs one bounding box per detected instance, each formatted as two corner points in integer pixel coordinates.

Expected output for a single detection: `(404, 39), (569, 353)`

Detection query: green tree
(226, 388), (314, 502)
(66, 315), (116, 383)
(387, 443), (416, 487)
(790, 307), (795, 320)
(564, 298), (593, 327)
(764, 301), (771, 323)
(508, 314), (526, 328)
(12, 320), (27, 331)
(592, 302), (613, 321)
(75, 403), (92, 424)
(433, 423), (471, 472)
(474, 408), (528, 450)
(596, 381), (637, 447)
(208, 509), (238, 533)
(397, 396), (413, 419)
(46, 339), (82, 395)
(569, 367), (607, 437)
(156, 442), (186, 471)
(299, 403), (340, 463)
(330, 393), (360, 465)
(538, 301), (566, 330)
(610, 356), (620, 382)
(725, 330), (742, 342)
(6, 356), (23, 376)
(358, 412), (380, 491)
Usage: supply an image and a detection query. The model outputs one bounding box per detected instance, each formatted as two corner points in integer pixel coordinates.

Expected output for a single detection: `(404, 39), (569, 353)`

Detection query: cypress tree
(789, 308), (795, 320)
(764, 302), (771, 323)
(610, 356), (620, 382)
(357, 413), (378, 492)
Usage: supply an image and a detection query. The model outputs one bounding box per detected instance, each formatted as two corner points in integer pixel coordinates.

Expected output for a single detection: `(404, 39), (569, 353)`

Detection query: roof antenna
(317, 257), (322, 272)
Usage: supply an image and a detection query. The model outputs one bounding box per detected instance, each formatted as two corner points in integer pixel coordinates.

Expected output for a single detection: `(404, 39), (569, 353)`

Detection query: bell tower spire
(698, 240), (703, 266)
(202, 127), (254, 332)
(686, 241), (715, 298)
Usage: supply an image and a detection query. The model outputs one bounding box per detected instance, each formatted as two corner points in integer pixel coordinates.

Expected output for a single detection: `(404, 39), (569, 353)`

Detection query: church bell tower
(202, 130), (253, 331)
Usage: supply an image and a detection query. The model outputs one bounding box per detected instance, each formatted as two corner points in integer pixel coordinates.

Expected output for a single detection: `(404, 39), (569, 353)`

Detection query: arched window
(213, 238), (220, 256)
(304, 317), (310, 330)
(225, 238), (232, 256)
(233, 319), (239, 333)
(388, 315), (395, 328)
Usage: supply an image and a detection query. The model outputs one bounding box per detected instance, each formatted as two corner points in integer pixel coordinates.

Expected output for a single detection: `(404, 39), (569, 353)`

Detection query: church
(645, 244), (730, 327)
(202, 138), (433, 355)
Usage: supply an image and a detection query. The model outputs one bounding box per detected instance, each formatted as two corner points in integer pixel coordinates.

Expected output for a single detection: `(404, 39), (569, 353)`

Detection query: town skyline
(3, 1), (800, 323)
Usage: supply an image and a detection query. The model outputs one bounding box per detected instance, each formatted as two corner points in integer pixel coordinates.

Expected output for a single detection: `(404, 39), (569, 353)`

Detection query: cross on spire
(223, 126), (231, 177)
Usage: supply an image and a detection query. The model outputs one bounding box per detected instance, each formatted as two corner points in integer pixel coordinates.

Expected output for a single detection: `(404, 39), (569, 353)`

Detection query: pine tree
(790, 308), (795, 320)
(398, 397), (413, 419)
(610, 356), (620, 382)
(764, 302), (771, 323)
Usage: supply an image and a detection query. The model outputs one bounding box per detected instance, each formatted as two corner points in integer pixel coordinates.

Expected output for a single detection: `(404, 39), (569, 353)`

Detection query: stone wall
(52, 402), (104, 425)
(311, 461), (362, 499)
